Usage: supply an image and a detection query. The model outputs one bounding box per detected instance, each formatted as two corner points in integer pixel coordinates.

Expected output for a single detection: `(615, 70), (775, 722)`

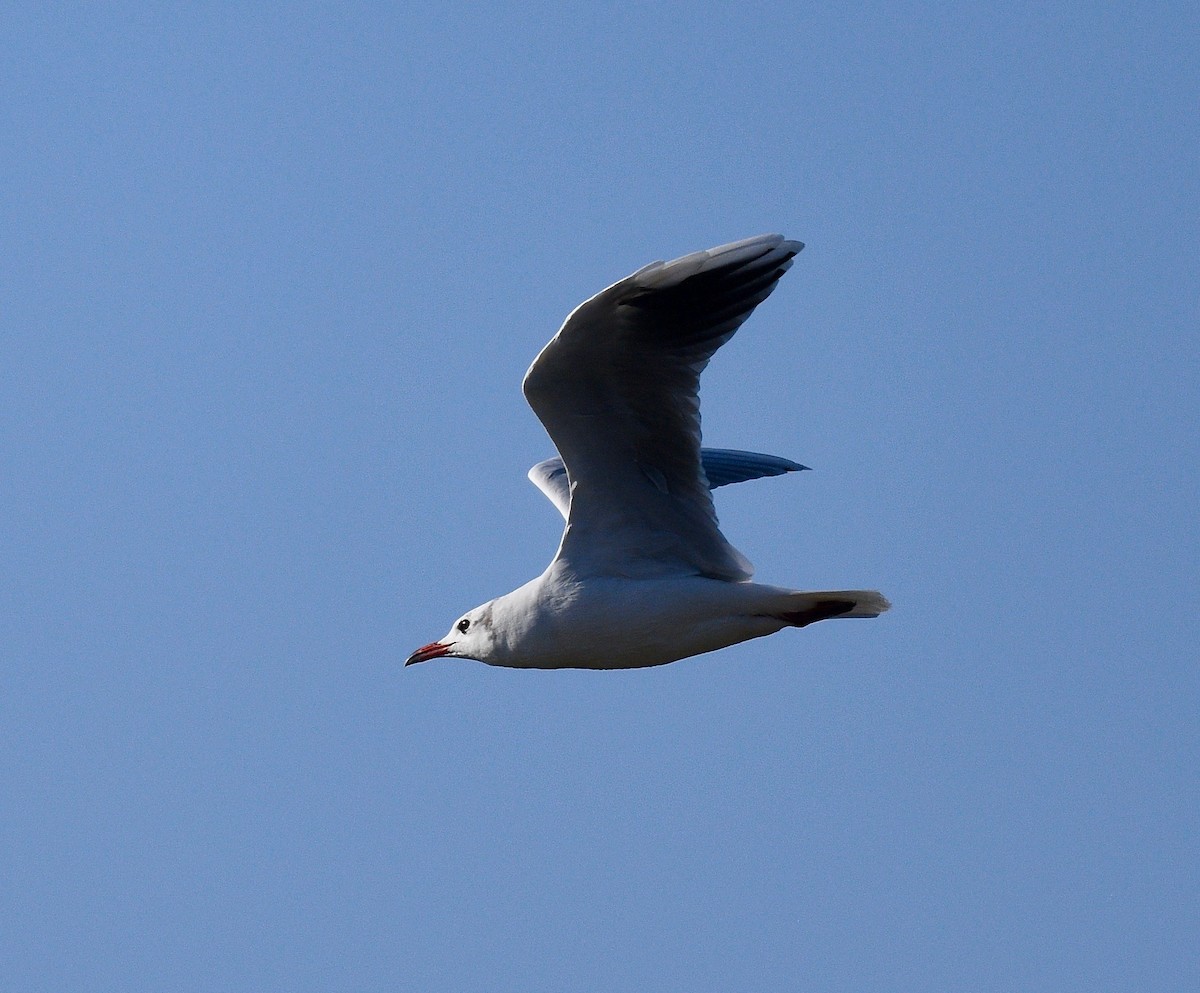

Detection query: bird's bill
(405, 641), (452, 665)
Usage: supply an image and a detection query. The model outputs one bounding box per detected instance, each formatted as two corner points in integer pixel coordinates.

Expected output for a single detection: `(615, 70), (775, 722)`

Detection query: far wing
(527, 457), (572, 519)
(528, 449), (809, 522)
(522, 235), (804, 579)
(698, 449), (809, 489)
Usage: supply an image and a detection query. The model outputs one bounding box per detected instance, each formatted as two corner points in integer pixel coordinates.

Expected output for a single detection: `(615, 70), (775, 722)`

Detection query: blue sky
(4, 3), (1197, 990)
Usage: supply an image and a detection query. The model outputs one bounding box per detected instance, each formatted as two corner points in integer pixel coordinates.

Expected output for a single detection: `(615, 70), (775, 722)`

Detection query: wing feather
(522, 235), (804, 580)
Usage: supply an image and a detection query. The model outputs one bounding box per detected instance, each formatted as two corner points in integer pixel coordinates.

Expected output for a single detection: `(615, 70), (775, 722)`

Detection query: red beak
(405, 641), (452, 666)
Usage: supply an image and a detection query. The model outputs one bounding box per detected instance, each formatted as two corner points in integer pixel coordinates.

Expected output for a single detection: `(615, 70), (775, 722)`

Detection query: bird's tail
(774, 590), (891, 627)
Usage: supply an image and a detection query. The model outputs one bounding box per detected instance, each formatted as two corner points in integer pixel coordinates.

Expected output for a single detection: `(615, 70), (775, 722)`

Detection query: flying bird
(407, 234), (888, 670)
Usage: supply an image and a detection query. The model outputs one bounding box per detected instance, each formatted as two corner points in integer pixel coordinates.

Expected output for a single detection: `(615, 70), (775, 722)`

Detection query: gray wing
(528, 449), (809, 522)
(697, 448), (809, 488)
(522, 234), (804, 580)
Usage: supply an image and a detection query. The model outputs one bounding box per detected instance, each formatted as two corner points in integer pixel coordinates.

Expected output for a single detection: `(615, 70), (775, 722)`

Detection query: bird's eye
(457, 618), (470, 633)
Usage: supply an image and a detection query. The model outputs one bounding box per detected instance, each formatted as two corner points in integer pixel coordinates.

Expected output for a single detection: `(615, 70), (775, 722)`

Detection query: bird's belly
(510, 577), (785, 670)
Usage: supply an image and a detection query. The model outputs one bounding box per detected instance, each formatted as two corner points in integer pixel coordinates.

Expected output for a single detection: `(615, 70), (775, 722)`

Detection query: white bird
(406, 234), (888, 670)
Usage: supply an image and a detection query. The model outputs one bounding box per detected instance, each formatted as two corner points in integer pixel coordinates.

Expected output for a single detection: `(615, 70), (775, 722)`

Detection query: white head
(405, 601), (497, 666)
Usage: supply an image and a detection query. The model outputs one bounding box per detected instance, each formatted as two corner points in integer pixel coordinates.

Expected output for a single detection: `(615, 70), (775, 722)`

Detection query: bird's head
(405, 602), (496, 666)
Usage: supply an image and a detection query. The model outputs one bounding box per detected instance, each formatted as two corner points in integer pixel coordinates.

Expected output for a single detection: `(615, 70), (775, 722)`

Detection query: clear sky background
(4, 4), (1197, 991)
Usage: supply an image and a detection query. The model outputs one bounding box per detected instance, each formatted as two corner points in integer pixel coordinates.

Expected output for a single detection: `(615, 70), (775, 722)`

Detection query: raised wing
(528, 449), (809, 522)
(522, 234), (804, 580)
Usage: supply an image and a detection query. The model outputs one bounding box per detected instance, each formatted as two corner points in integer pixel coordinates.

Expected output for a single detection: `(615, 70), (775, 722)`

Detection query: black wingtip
(779, 599), (857, 628)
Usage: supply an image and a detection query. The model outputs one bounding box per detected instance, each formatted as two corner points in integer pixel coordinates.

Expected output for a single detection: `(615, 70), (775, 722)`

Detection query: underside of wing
(522, 235), (804, 580)
(529, 449), (809, 522)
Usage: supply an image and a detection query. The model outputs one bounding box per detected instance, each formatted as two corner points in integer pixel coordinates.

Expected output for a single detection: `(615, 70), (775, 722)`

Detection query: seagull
(407, 234), (889, 670)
